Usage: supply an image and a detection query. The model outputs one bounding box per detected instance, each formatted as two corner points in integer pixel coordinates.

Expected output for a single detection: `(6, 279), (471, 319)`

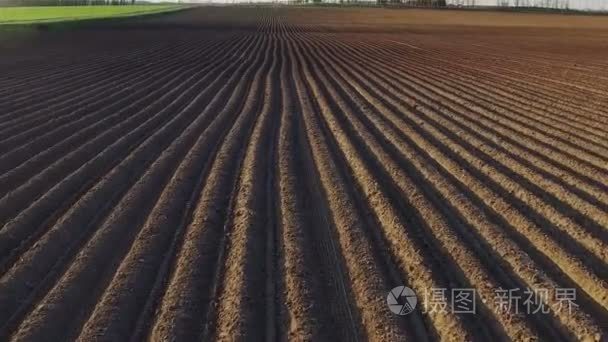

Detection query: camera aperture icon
(387, 286), (417, 315)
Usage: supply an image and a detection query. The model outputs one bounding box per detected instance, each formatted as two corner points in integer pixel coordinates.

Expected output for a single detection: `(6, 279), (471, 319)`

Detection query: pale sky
(147, 0), (607, 11)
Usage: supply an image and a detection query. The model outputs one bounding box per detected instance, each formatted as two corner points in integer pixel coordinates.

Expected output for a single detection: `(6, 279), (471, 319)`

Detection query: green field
(0, 5), (183, 25)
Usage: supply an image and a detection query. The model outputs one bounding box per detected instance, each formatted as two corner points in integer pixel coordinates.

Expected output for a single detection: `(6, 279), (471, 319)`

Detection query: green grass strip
(0, 5), (183, 25)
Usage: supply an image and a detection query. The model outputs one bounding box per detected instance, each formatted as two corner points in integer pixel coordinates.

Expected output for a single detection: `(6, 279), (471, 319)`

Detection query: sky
(146, 0), (607, 11)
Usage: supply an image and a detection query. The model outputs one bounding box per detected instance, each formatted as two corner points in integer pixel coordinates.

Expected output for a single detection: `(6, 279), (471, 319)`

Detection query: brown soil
(0, 6), (606, 341)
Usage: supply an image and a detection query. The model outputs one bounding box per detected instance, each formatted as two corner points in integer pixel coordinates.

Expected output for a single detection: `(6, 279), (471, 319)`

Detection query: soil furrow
(149, 35), (271, 342)
(0, 34), (259, 334)
(306, 34), (607, 337)
(4, 34), (266, 342)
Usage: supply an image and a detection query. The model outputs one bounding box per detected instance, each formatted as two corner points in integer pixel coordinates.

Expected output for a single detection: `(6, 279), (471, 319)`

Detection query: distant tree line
(5, 0), (448, 6)
(292, 0), (447, 6)
(2, 0), (137, 5)
(497, 0), (569, 9)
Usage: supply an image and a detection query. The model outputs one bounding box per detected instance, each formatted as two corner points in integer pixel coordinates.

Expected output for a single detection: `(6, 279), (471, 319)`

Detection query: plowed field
(0, 6), (607, 341)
